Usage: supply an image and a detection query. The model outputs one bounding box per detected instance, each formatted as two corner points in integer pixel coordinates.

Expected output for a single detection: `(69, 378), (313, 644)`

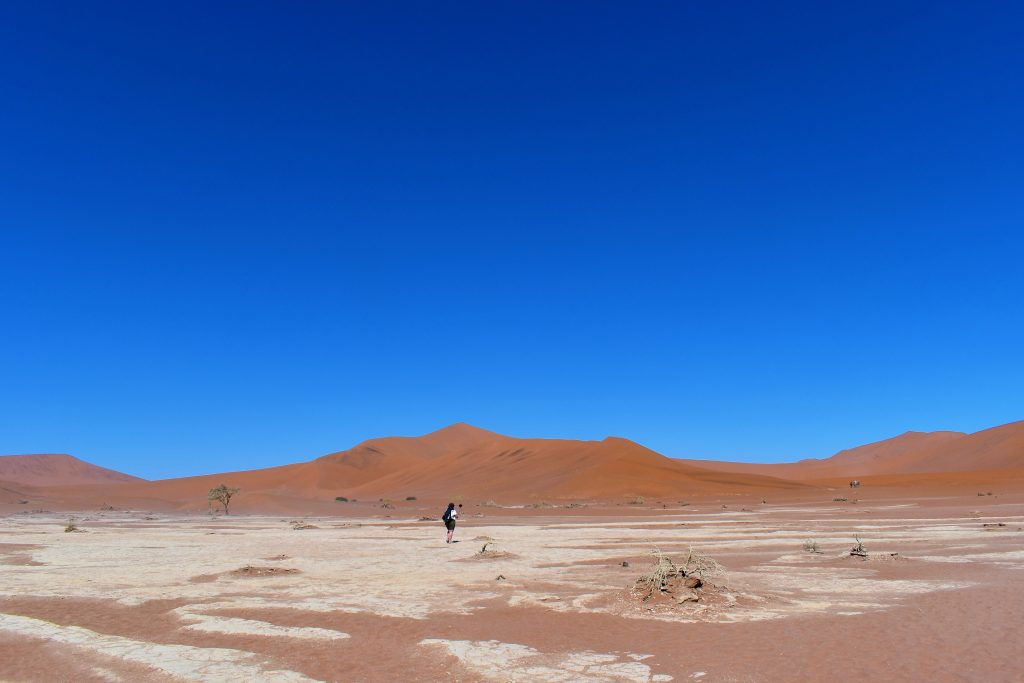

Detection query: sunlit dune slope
(687, 421), (1024, 479)
(0, 453), (145, 487)
(30, 424), (812, 510)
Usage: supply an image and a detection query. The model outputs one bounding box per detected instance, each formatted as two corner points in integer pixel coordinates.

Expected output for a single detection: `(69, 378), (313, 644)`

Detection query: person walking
(442, 502), (460, 544)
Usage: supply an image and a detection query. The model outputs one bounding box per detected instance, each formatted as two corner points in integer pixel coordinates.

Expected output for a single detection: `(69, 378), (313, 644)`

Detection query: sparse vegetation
(208, 484), (240, 514)
(64, 518), (84, 533)
(480, 500), (499, 507)
(628, 496), (645, 505)
(633, 546), (723, 603)
(474, 540), (514, 559)
(833, 497), (848, 502)
(335, 496), (349, 502)
(291, 520), (318, 530)
(405, 496), (417, 501)
(850, 536), (868, 557)
(230, 565), (300, 577)
(977, 492), (993, 496)
(803, 539), (821, 553)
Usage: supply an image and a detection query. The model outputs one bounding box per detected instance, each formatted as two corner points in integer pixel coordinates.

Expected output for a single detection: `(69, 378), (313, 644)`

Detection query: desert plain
(2, 422), (1024, 682)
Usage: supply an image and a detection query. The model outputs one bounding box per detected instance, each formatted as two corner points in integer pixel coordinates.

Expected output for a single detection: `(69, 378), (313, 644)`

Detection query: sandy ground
(2, 494), (1023, 682)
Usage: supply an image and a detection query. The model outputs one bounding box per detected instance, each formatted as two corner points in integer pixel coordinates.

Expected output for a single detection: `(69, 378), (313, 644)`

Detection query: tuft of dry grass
(230, 565), (300, 577)
(850, 536), (868, 557)
(802, 539), (821, 553)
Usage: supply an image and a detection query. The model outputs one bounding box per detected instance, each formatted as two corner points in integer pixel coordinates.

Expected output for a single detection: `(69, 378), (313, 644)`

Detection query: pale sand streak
(0, 613), (317, 682)
(420, 638), (674, 683)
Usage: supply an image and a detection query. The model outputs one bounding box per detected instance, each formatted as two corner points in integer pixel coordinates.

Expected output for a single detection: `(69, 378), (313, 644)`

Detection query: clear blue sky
(2, 2), (1022, 479)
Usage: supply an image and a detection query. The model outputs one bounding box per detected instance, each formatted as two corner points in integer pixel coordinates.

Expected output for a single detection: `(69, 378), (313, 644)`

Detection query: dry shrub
(628, 496), (645, 505)
(64, 518), (85, 533)
(633, 547), (723, 602)
(850, 536), (868, 557)
(230, 565), (300, 577)
(803, 539), (821, 553)
(291, 521), (318, 530)
(471, 541), (516, 560)
(480, 500), (499, 507)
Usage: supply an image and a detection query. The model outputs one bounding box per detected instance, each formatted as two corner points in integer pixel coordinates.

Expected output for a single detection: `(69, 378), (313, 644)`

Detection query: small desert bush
(833, 497), (848, 502)
(633, 546), (723, 602)
(64, 518), (83, 533)
(628, 496), (645, 505)
(481, 500), (499, 507)
(405, 496), (417, 501)
(335, 496), (348, 502)
(850, 536), (868, 557)
(977, 492), (993, 497)
(803, 539), (820, 553)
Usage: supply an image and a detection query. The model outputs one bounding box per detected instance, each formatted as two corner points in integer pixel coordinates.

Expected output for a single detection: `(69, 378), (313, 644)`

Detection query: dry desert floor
(2, 494), (1023, 682)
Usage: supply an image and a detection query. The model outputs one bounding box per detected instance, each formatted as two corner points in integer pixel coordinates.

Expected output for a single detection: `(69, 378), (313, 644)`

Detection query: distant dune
(79, 423), (811, 512)
(0, 453), (145, 487)
(4, 420), (1022, 513)
(686, 420), (1024, 481)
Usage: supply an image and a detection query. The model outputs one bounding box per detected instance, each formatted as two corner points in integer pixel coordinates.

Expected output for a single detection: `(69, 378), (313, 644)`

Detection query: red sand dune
(89, 424), (811, 511)
(687, 420), (1024, 481)
(5, 420), (1023, 512)
(0, 453), (144, 487)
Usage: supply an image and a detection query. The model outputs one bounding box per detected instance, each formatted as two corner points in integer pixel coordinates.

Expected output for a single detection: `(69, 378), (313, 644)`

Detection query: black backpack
(441, 507), (452, 522)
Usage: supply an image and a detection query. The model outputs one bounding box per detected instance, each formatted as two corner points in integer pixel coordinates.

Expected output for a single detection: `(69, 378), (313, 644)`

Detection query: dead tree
(208, 484), (240, 515)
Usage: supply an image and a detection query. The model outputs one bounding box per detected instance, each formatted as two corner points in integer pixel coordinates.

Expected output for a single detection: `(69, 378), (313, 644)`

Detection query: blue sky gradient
(2, 2), (1022, 479)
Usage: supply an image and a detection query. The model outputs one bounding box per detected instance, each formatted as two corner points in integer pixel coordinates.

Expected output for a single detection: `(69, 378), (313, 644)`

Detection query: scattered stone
(622, 561), (630, 568)
(676, 591), (699, 604)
